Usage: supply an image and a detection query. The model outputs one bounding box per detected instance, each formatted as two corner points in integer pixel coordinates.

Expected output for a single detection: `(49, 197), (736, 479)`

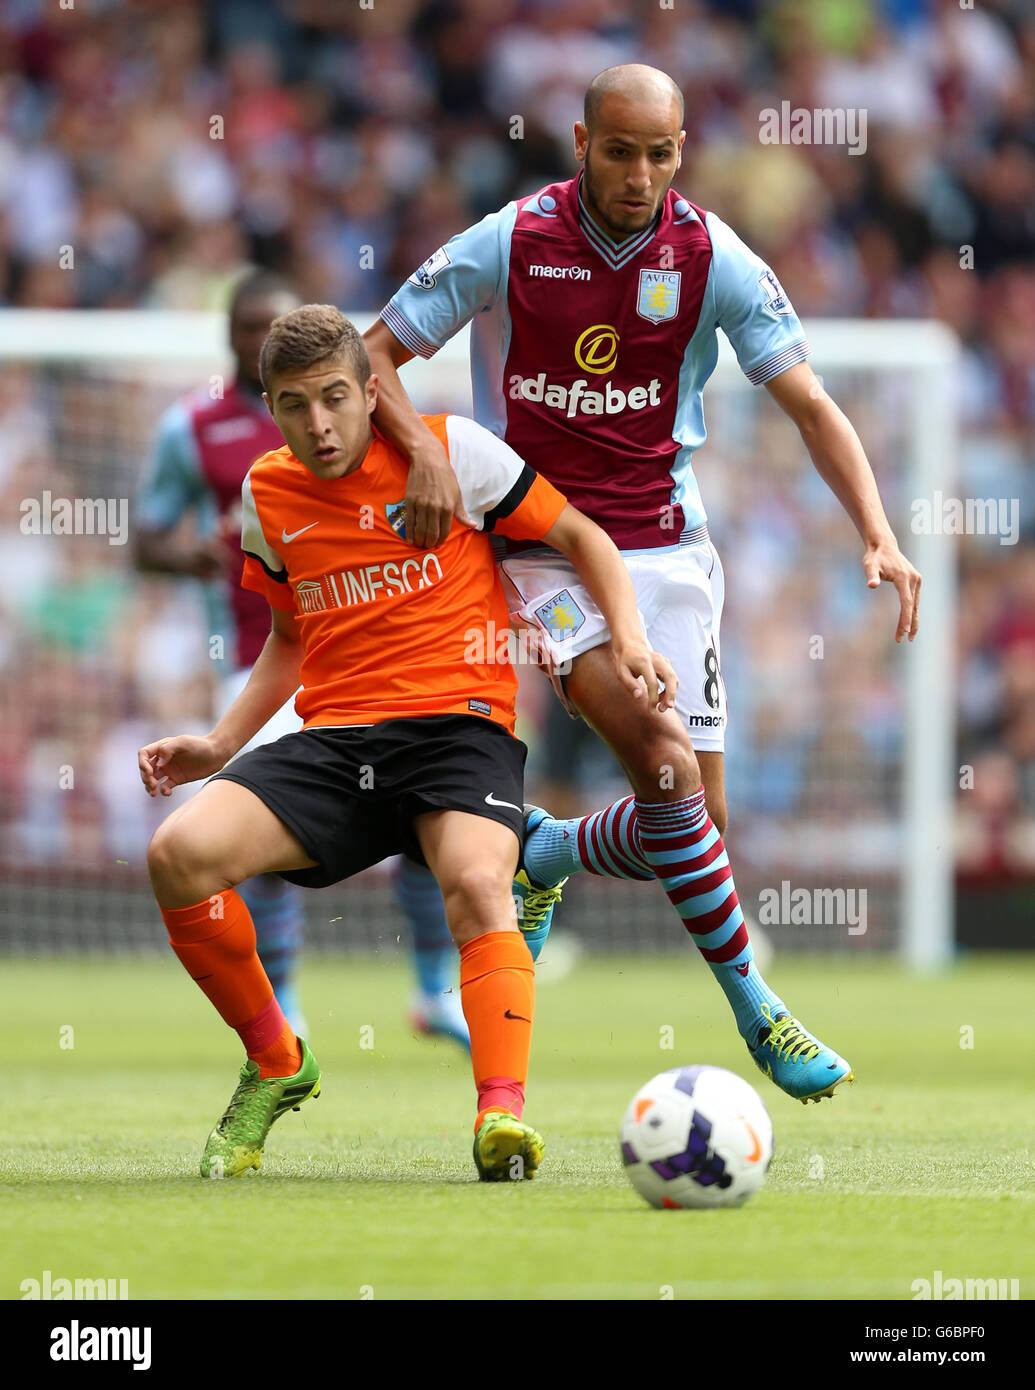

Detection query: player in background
(134, 272), (471, 1046)
(137, 306), (675, 1179)
(365, 64), (921, 1104)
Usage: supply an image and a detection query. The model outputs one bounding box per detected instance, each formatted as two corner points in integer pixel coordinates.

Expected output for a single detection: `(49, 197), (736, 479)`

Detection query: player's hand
(185, 534), (233, 580)
(217, 504), (243, 547)
(405, 439), (474, 549)
(138, 735), (227, 797)
(862, 539), (922, 643)
(612, 639), (678, 713)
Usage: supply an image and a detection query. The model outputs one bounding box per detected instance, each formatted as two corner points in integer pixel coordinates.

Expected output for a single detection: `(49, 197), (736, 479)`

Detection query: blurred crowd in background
(1, 0), (1033, 919)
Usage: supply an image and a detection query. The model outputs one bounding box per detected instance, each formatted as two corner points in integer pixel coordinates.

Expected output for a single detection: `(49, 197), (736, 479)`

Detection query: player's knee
(147, 820), (223, 896)
(631, 738), (700, 799)
(146, 823), (179, 888)
(441, 863), (515, 936)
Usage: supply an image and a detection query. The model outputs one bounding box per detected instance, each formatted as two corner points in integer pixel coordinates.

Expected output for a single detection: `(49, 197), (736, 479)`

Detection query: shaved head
(575, 64), (685, 242)
(584, 64), (684, 132)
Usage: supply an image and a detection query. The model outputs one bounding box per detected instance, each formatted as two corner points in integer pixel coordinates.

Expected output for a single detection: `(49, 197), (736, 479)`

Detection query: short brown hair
(259, 304), (370, 394)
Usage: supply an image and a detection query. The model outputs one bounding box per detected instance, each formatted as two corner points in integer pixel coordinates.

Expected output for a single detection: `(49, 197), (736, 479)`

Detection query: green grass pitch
(2, 951), (1030, 1300)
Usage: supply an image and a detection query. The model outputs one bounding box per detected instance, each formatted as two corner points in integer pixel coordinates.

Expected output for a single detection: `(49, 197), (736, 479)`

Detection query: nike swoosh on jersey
(281, 522), (318, 543)
(484, 793), (522, 812)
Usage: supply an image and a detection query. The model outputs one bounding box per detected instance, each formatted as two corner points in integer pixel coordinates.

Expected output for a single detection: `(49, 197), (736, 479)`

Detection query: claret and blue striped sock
(524, 791), (785, 1040)
(633, 790), (785, 1038)
(522, 795), (653, 883)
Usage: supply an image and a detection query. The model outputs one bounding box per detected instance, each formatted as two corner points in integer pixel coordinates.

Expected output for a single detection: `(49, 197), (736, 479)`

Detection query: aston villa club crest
(637, 270), (681, 324)
(534, 589), (586, 641)
(385, 500), (407, 538)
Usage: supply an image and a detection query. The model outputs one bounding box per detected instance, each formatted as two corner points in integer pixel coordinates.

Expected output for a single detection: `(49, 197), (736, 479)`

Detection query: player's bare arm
(765, 361), (921, 644)
(138, 606), (302, 796)
(363, 319), (471, 548)
(134, 524), (231, 580)
(542, 503), (677, 712)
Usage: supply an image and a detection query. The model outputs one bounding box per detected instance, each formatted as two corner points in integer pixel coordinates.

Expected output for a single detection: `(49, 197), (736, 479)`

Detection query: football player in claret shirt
(134, 270), (473, 1049)
(137, 305), (676, 1180)
(367, 63), (923, 1104)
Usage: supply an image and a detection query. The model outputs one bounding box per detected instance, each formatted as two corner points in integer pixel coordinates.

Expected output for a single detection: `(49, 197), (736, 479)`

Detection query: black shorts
(211, 713), (527, 889)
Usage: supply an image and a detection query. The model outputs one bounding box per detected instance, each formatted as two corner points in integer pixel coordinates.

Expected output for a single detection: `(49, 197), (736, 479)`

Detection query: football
(620, 1065), (774, 1209)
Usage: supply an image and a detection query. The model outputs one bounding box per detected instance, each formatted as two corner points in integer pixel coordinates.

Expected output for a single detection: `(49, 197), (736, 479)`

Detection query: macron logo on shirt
(528, 264), (592, 281)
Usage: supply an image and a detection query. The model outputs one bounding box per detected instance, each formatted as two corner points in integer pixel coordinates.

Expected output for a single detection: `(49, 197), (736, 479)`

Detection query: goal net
(0, 311), (957, 966)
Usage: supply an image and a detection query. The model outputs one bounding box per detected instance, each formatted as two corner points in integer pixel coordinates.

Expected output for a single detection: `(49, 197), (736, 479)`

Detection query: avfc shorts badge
(409, 246), (451, 290)
(534, 589), (586, 641)
(637, 269), (681, 323)
(758, 268), (791, 314)
(385, 500), (407, 539)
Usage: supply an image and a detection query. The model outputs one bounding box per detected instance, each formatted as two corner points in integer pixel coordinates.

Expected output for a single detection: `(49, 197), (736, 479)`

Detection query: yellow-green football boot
(473, 1110), (545, 1182)
(200, 1037), (321, 1178)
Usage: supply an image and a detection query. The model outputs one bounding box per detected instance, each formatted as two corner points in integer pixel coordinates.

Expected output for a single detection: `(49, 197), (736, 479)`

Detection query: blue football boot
(514, 805), (567, 962)
(747, 1003), (853, 1103)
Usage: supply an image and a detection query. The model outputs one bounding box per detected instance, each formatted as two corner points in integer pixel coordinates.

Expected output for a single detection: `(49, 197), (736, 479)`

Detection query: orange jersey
(239, 414), (567, 733)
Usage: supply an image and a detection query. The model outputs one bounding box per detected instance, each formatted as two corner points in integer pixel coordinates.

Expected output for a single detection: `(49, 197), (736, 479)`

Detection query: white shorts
(498, 539), (728, 752)
(216, 669), (304, 760)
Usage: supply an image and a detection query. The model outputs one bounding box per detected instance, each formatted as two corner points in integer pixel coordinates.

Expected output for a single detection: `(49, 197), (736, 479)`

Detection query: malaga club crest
(534, 589), (586, 641)
(637, 270), (681, 323)
(385, 500), (407, 539)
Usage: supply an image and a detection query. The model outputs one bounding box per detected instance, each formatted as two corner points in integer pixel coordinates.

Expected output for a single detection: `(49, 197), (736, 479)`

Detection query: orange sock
(162, 890), (301, 1079)
(459, 930), (535, 1131)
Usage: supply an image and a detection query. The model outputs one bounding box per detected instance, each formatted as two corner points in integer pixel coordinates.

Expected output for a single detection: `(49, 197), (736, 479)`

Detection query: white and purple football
(620, 1065), (774, 1209)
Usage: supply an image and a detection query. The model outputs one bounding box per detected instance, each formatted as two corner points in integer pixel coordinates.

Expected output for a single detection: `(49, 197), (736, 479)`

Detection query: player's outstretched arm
(363, 320), (473, 548)
(765, 361), (922, 644)
(137, 607), (302, 797)
(134, 525), (230, 581)
(542, 505), (678, 712)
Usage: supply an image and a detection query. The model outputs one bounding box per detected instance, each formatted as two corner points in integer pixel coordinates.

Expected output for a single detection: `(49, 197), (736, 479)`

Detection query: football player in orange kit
(138, 305), (676, 1182)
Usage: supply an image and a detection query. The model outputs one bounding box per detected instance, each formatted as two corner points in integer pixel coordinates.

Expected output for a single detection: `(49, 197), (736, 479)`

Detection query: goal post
(0, 310), (959, 968)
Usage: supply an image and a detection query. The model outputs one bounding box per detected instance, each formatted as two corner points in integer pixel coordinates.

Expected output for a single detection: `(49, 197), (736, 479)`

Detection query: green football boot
(473, 1110), (545, 1182)
(200, 1037), (321, 1178)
